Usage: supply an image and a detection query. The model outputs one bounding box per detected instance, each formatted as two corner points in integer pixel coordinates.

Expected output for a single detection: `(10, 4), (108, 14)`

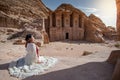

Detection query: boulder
(107, 50), (120, 65)
(13, 39), (25, 45)
(104, 26), (117, 40)
(112, 59), (120, 80)
(7, 28), (15, 33)
(42, 31), (49, 44)
(107, 50), (120, 80)
(83, 51), (93, 56)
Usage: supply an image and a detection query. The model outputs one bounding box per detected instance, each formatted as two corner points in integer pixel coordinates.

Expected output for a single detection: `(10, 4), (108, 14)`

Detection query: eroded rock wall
(116, 0), (120, 40)
(0, 0), (49, 28)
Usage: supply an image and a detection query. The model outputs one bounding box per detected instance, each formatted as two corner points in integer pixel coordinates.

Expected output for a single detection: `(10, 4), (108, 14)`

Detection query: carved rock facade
(47, 4), (85, 41)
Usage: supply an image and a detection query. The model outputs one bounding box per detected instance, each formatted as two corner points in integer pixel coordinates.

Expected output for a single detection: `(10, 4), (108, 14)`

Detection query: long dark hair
(25, 34), (32, 47)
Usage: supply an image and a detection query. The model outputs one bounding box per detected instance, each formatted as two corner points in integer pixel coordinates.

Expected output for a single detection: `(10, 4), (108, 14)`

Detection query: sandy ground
(0, 38), (119, 80)
(0, 28), (119, 80)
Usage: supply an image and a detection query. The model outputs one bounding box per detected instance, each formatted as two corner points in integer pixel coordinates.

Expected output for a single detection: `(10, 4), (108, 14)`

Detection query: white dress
(25, 43), (38, 65)
(8, 43), (58, 79)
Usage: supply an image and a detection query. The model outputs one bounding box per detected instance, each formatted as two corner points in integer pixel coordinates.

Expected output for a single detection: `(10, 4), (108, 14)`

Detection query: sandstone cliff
(0, 0), (49, 29)
(0, 0), (50, 44)
(84, 17), (105, 43)
(88, 14), (116, 40)
(116, 0), (120, 40)
(0, 1), (115, 43)
(89, 14), (107, 33)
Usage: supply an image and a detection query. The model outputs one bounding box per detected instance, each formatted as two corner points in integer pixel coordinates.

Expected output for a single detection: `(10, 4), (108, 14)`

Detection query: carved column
(52, 13), (56, 27)
(70, 13), (73, 27)
(49, 13), (53, 27)
(81, 17), (84, 28)
(62, 13), (64, 27)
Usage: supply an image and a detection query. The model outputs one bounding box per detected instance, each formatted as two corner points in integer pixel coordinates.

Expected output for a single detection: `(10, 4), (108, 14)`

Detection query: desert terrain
(0, 0), (120, 80)
(0, 28), (119, 80)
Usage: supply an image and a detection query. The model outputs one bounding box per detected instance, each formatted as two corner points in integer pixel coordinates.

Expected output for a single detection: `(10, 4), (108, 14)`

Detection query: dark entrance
(65, 33), (69, 39)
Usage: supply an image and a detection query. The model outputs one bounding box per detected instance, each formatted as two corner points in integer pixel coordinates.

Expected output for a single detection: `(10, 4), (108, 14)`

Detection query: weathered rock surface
(0, 0), (49, 28)
(13, 39), (25, 45)
(84, 18), (105, 43)
(0, 0), (115, 43)
(42, 31), (49, 44)
(88, 14), (117, 41)
(0, 0), (50, 44)
(7, 28), (42, 40)
(112, 59), (120, 80)
(89, 14), (107, 33)
(107, 50), (120, 80)
(105, 26), (117, 40)
(107, 50), (120, 65)
(116, 0), (120, 40)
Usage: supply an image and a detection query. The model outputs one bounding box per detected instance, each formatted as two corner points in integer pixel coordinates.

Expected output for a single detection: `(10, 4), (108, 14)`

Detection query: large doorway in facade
(65, 33), (69, 39)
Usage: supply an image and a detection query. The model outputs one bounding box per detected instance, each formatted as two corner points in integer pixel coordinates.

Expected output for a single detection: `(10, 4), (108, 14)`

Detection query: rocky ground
(0, 29), (120, 80)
